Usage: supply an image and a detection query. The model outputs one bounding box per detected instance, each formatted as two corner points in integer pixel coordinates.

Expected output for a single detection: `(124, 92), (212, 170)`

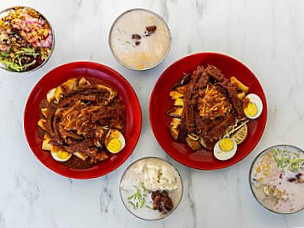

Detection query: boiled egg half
(50, 146), (72, 162)
(105, 129), (126, 153)
(213, 138), (237, 161)
(42, 136), (72, 162)
(244, 94), (263, 119)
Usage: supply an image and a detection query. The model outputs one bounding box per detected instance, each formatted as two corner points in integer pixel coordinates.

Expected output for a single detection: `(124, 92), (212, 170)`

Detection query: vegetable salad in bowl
(0, 6), (54, 72)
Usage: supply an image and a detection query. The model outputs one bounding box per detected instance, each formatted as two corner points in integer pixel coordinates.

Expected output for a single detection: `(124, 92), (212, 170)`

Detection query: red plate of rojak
(24, 62), (142, 179)
(150, 52), (267, 170)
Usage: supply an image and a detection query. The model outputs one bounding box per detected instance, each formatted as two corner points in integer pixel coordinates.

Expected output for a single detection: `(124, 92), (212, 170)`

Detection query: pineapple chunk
(78, 77), (91, 87)
(169, 118), (181, 140)
(170, 91), (183, 99)
(175, 85), (187, 94)
(38, 118), (47, 130)
(42, 135), (51, 151)
(174, 98), (184, 106)
(74, 152), (87, 161)
(186, 137), (202, 151)
(230, 76), (249, 93)
(41, 108), (48, 118)
(61, 78), (77, 92)
(167, 107), (183, 118)
(96, 84), (117, 101)
(170, 118), (181, 127)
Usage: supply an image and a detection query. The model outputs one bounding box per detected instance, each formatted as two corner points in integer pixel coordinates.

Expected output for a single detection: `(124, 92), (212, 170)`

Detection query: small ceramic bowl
(108, 8), (171, 71)
(249, 144), (304, 214)
(119, 157), (183, 221)
(0, 6), (55, 73)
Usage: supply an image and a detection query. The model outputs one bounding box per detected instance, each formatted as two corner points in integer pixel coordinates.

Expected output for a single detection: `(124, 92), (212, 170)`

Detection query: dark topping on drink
(132, 34), (141, 40)
(288, 178), (296, 182)
(144, 25), (157, 36)
(288, 173), (303, 183)
(151, 190), (173, 213)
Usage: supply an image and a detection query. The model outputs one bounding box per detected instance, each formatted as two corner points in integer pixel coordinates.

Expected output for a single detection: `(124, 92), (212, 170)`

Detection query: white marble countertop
(0, 0), (304, 227)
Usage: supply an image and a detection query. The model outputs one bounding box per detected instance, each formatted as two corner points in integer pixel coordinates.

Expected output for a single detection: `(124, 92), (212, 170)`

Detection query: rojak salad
(0, 7), (54, 72)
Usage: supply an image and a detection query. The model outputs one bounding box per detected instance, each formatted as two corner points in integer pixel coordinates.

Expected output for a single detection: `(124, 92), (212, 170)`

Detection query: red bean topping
(151, 190), (173, 214)
(131, 34), (141, 40)
(144, 25), (157, 36)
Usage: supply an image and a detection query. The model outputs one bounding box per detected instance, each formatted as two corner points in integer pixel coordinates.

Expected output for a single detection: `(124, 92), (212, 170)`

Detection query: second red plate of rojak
(150, 52), (267, 170)
(24, 62), (142, 179)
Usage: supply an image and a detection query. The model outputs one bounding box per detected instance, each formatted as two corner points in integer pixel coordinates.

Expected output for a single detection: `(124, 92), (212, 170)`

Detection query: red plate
(149, 53), (267, 170)
(24, 62), (142, 179)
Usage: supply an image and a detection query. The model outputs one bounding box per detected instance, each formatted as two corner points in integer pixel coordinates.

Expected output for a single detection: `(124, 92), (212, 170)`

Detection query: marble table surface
(0, 0), (304, 227)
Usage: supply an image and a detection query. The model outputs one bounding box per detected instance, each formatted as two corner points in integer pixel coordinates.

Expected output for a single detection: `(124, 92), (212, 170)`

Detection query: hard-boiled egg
(243, 94), (263, 119)
(105, 129), (125, 153)
(213, 138), (237, 161)
(50, 146), (72, 162)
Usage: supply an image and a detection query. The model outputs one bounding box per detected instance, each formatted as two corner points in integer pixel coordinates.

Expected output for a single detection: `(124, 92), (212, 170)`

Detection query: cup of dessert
(249, 144), (304, 214)
(108, 8), (171, 71)
(0, 6), (55, 73)
(119, 157), (183, 220)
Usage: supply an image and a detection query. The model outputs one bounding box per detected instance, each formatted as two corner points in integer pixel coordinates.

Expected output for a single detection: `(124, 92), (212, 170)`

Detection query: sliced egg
(244, 94), (263, 119)
(105, 129), (125, 153)
(213, 138), (237, 161)
(50, 146), (72, 162)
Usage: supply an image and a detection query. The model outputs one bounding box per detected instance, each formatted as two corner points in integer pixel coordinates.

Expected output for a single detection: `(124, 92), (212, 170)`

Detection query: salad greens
(0, 47), (39, 72)
(127, 184), (151, 210)
(273, 148), (304, 173)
